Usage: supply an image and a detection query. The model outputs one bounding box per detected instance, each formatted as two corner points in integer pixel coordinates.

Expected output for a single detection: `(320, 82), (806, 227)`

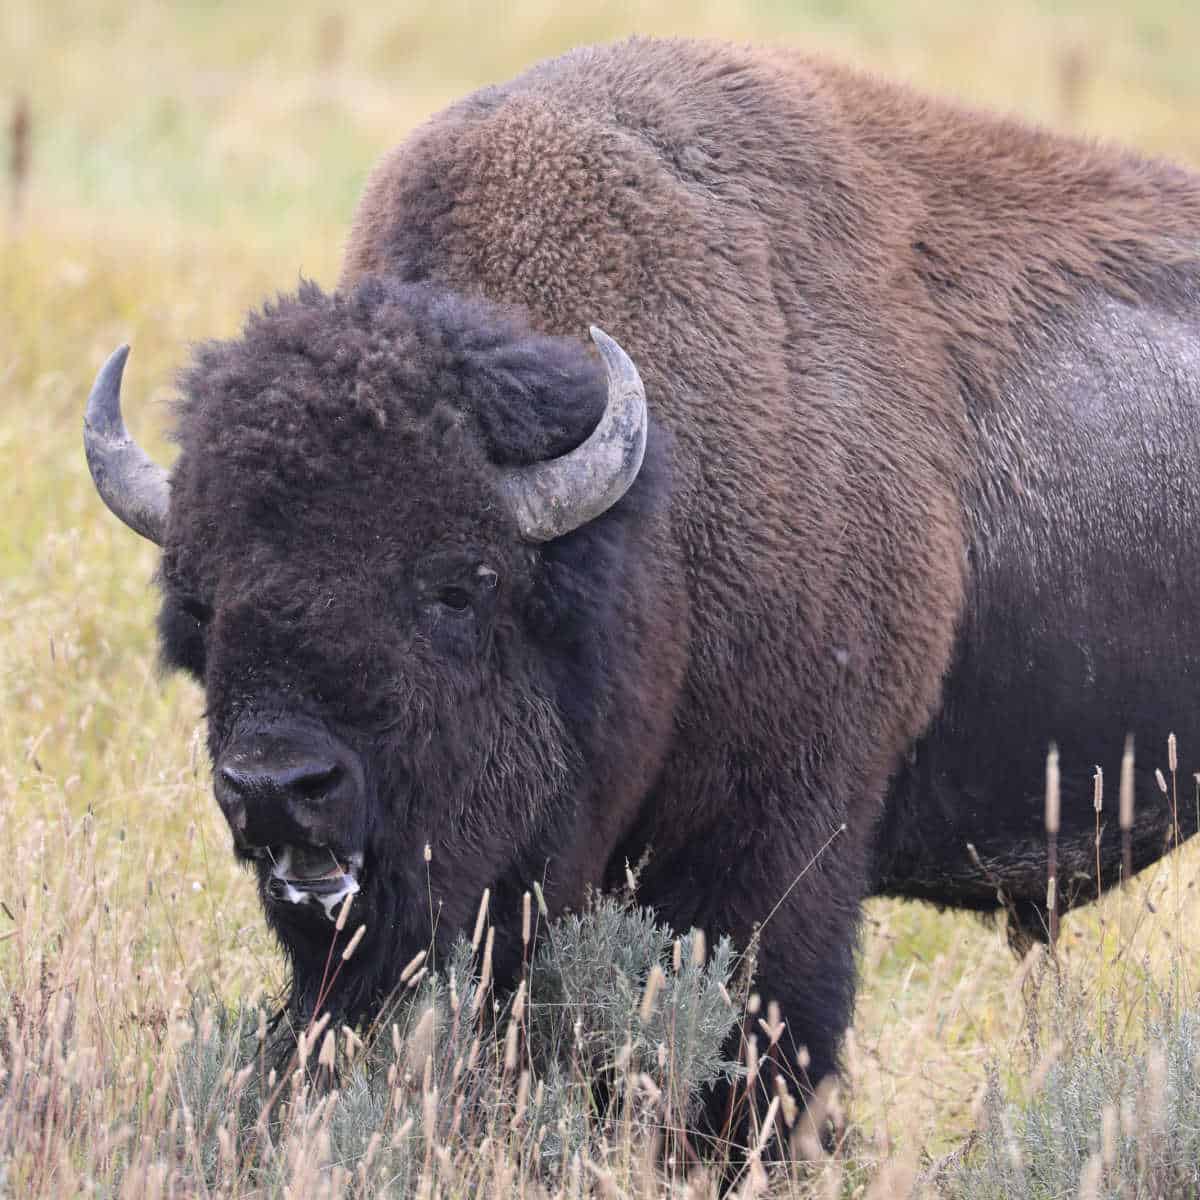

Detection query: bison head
(83, 278), (671, 1022)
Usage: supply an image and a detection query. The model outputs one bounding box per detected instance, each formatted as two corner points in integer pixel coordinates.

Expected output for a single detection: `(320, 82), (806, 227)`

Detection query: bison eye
(436, 586), (472, 613)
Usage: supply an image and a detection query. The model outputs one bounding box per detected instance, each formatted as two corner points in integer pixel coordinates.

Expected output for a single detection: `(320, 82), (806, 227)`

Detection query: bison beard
(83, 37), (1200, 1161)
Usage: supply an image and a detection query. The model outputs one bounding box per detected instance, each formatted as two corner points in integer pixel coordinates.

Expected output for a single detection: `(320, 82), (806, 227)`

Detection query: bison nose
(219, 758), (341, 802)
(213, 736), (360, 850)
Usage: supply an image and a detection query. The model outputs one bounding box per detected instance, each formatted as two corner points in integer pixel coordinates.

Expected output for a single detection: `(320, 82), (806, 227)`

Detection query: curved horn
(499, 326), (648, 542)
(83, 345), (170, 545)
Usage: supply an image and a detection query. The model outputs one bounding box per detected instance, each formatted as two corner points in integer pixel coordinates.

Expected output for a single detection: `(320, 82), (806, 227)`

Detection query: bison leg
(1004, 899), (1051, 957)
(634, 819), (868, 1165)
(702, 925), (857, 1166)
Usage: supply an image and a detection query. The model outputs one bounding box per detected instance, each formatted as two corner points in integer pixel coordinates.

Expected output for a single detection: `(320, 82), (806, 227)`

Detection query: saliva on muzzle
(263, 846), (362, 921)
(212, 725), (367, 922)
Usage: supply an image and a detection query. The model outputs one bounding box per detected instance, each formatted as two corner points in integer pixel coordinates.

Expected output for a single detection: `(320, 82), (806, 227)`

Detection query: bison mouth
(259, 844), (362, 920)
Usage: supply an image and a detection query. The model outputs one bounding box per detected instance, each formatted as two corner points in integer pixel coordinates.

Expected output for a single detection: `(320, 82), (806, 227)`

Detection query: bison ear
(497, 327), (647, 542)
(83, 345), (170, 545)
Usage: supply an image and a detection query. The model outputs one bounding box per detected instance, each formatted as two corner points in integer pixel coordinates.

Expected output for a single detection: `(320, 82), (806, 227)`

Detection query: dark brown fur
(343, 38), (1200, 953)
(344, 39), (977, 1091)
(148, 37), (1200, 1151)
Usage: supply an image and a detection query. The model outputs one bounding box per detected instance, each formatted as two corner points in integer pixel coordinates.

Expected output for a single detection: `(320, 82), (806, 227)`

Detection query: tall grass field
(4, 2), (1200, 1195)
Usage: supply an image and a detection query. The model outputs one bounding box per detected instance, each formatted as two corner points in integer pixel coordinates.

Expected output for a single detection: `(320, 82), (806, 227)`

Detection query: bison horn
(83, 345), (170, 546)
(499, 326), (648, 542)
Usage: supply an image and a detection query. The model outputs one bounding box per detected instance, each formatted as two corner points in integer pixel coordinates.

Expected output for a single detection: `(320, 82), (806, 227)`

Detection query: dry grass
(4, 1), (1200, 1195)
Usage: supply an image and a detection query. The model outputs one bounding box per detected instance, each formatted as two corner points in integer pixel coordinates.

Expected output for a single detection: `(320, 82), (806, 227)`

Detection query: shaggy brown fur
(346, 38), (975, 1096)
(344, 37), (1200, 955)
(135, 36), (1200, 1155)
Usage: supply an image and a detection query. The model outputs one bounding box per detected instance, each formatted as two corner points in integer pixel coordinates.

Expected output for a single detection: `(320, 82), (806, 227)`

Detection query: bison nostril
(267, 760), (341, 800)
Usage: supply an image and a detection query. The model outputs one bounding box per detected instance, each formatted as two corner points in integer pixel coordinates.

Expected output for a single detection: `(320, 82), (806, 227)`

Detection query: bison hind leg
(1004, 899), (1051, 958)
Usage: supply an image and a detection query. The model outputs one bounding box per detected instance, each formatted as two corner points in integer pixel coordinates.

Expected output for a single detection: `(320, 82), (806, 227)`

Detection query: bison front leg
(637, 813), (869, 1165)
(709, 897), (861, 1165)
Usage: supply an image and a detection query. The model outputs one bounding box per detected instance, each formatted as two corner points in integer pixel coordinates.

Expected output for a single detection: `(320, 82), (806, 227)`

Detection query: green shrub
(63, 895), (743, 1196)
(952, 974), (1200, 1200)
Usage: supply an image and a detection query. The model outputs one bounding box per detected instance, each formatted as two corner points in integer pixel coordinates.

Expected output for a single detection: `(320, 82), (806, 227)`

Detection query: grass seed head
(1120, 735), (1136, 829)
(639, 964), (666, 1024)
(341, 923), (366, 960)
(471, 888), (490, 951)
(400, 948), (427, 983)
(1045, 744), (1061, 833)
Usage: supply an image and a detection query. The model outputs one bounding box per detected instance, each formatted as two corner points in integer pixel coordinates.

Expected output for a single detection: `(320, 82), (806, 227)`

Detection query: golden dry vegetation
(3, 2), (1200, 1195)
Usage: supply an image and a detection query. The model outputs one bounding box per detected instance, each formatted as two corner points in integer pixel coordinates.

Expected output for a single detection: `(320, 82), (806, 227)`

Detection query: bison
(84, 37), (1200, 1139)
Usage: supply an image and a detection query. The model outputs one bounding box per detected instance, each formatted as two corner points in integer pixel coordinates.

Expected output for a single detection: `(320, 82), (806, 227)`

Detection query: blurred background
(5, 0), (1200, 263)
(3, 0), (1200, 1163)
